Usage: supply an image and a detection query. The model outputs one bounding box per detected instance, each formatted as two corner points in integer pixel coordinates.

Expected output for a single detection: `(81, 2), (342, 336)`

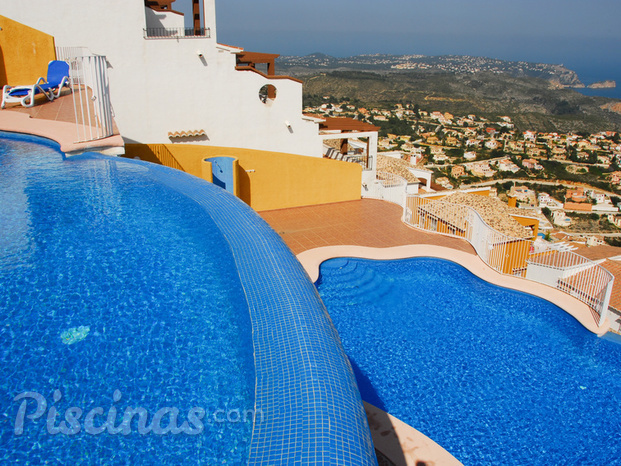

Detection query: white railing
(56, 47), (114, 143)
(363, 171), (407, 207)
(143, 27), (211, 39)
(405, 195), (614, 326)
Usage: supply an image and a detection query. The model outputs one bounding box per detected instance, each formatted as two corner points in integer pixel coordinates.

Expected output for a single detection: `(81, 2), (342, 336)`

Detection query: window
(259, 85), (277, 104)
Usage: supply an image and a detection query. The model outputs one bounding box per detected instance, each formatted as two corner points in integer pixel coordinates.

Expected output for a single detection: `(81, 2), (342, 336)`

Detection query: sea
(567, 61), (621, 100)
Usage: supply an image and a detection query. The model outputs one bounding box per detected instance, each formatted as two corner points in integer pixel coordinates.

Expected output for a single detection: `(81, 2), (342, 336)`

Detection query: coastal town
(278, 53), (590, 87)
(306, 97), (621, 246)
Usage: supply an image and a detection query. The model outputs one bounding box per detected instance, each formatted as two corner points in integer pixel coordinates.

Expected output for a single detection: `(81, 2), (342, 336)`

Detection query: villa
(497, 158), (520, 173)
(1, 1), (620, 465)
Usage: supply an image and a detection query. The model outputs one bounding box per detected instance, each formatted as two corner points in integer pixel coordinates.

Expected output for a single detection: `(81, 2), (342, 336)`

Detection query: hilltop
(300, 71), (621, 134)
(277, 53), (584, 87)
(277, 53), (621, 134)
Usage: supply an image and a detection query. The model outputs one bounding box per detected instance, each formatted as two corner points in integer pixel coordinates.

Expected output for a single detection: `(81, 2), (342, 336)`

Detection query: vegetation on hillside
(302, 71), (621, 134)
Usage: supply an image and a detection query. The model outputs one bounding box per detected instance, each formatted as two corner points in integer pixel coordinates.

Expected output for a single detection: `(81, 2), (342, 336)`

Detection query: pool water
(317, 257), (621, 465)
(0, 135), (255, 463)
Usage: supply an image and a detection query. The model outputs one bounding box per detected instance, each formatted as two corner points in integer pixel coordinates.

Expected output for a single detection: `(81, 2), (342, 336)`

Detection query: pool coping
(133, 161), (378, 464)
(298, 244), (610, 336)
(364, 401), (462, 466)
(0, 106), (124, 155)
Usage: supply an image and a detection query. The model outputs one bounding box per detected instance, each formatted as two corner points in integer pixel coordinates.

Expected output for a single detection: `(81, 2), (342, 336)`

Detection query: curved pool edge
(364, 402), (462, 466)
(128, 161), (378, 464)
(1, 131), (378, 465)
(0, 108), (124, 155)
(297, 245), (609, 336)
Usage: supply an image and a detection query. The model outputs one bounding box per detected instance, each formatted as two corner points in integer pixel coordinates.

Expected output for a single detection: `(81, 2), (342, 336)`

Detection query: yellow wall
(471, 190), (490, 197)
(125, 144), (362, 212)
(512, 215), (539, 238)
(0, 15), (56, 88)
(489, 239), (532, 275)
(426, 194), (447, 201)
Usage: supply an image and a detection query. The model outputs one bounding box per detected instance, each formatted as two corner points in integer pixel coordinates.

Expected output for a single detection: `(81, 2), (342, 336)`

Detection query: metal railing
(143, 27), (211, 39)
(348, 153), (373, 171)
(324, 147), (372, 170)
(405, 195), (614, 325)
(363, 171), (407, 207)
(56, 47), (114, 143)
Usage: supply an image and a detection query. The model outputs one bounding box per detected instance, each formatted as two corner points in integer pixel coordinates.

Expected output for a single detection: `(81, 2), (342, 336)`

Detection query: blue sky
(173, 0), (621, 78)
(209, 0), (621, 68)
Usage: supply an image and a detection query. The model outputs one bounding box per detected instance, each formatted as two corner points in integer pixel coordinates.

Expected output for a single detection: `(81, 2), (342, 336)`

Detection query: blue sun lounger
(1, 60), (70, 108)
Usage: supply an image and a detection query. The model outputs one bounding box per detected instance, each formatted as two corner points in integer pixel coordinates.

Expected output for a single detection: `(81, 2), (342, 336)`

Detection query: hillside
(278, 53), (585, 87)
(300, 71), (621, 133)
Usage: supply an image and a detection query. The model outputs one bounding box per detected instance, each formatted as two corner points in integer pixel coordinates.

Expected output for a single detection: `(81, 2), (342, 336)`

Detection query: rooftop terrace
(260, 199), (475, 256)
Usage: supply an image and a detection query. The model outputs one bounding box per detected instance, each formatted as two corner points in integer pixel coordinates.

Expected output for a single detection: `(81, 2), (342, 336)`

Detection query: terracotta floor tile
(260, 199), (475, 256)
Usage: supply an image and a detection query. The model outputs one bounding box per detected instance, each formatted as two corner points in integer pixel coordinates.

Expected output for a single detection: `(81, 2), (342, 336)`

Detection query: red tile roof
(575, 245), (621, 261)
(601, 259), (621, 310)
(564, 202), (592, 211)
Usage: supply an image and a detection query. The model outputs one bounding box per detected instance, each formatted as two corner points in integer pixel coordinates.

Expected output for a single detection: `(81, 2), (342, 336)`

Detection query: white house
(0, 0), (330, 158)
(485, 139), (500, 150)
(497, 159), (520, 173)
(538, 193), (563, 210)
(588, 190), (607, 204)
(552, 210), (571, 227)
(433, 154), (448, 164)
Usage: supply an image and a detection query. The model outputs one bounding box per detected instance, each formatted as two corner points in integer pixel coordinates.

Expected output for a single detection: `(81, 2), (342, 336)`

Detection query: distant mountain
(277, 53), (584, 88)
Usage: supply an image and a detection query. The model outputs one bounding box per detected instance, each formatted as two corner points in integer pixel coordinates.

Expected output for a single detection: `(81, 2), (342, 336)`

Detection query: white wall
(525, 264), (562, 288)
(409, 167), (432, 189)
(144, 8), (184, 30)
(1, 0), (322, 157)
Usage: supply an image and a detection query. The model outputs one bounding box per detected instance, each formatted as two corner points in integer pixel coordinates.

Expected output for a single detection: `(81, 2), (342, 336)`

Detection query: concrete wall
(0, 15), (56, 88)
(126, 143), (362, 211)
(0, 1), (323, 158)
(144, 7), (184, 30)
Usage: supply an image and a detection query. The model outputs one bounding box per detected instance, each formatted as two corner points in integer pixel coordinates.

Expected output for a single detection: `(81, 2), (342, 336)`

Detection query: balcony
(143, 27), (210, 39)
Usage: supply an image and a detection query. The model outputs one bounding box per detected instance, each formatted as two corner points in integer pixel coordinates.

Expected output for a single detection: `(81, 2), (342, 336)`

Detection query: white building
(497, 159), (520, 173)
(0, 0), (332, 158)
(538, 193), (563, 210)
(552, 210), (571, 227)
(433, 152), (449, 163)
(485, 139), (500, 150)
(588, 190), (607, 204)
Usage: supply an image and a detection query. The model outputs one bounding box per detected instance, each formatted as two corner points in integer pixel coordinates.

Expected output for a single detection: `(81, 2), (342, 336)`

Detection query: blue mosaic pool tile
(132, 160), (378, 465)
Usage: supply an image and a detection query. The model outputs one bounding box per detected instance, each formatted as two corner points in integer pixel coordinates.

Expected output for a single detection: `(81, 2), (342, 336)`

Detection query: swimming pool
(317, 257), (621, 465)
(0, 134), (256, 463)
(0, 133), (377, 464)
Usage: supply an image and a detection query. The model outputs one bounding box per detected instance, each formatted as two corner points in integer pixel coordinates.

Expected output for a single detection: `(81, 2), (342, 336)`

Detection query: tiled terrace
(4, 88), (77, 122)
(260, 199), (475, 256)
(261, 198), (621, 335)
(0, 90), (123, 154)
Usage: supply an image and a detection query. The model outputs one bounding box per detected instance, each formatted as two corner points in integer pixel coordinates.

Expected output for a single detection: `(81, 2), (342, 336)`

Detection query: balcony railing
(55, 47), (115, 143)
(404, 195), (614, 326)
(363, 171), (407, 207)
(143, 27), (211, 39)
